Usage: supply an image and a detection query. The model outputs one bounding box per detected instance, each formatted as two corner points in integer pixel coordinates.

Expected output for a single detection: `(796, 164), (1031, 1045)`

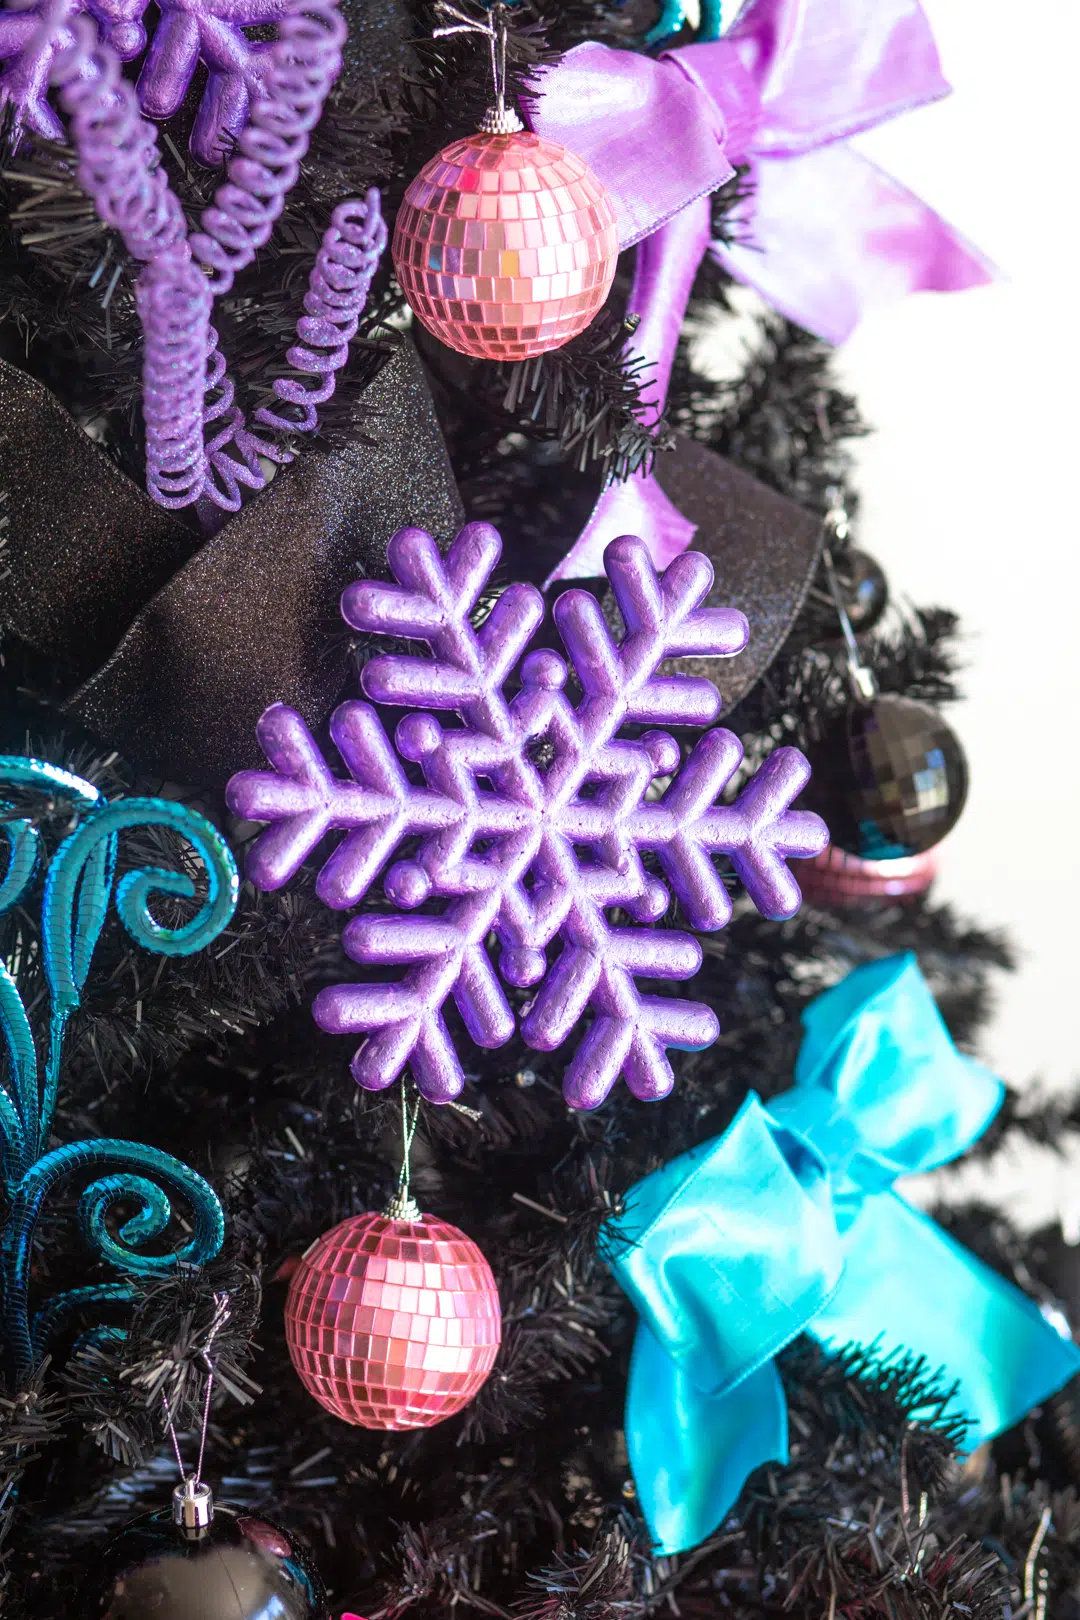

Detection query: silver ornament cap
(172, 1477), (214, 1537)
(479, 103), (524, 134)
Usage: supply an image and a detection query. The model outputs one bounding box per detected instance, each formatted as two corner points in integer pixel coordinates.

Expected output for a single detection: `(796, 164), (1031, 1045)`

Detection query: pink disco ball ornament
(285, 1209), (501, 1429)
(798, 842), (939, 909)
(392, 130), (619, 361)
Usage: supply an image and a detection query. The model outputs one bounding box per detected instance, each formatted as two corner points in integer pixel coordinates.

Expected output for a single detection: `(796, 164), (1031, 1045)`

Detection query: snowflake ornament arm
(0, 0), (147, 143)
(0, 0), (289, 165)
(136, 0), (291, 165)
(227, 526), (830, 1110)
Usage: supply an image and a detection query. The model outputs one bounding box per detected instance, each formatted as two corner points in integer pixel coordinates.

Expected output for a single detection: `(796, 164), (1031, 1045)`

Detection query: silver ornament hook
(383, 1081), (423, 1223)
(161, 1292), (231, 1535)
(433, 2), (525, 134)
(821, 491), (879, 705)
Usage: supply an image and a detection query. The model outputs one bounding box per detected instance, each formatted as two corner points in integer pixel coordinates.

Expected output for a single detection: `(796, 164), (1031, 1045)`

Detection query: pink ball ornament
(798, 842), (939, 909)
(392, 130), (618, 361)
(285, 1209), (501, 1429)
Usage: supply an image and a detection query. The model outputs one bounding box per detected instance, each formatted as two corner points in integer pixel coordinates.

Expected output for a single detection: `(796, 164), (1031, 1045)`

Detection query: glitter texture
(0, 358), (199, 674)
(392, 132), (618, 360)
(650, 438), (824, 711)
(798, 843), (938, 908)
(67, 340), (464, 783)
(227, 524), (829, 1110)
(285, 1212), (501, 1429)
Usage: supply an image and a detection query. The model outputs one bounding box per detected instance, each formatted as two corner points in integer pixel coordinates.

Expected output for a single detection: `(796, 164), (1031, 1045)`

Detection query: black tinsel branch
(457, 308), (668, 480)
(452, 164), (761, 483)
(0, 1366), (61, 1603)
(670, 311), (868, 515)
(725, 600), (967, 751)
(52, 1259), (261, 1466)
(513, 1529), (640, 1620)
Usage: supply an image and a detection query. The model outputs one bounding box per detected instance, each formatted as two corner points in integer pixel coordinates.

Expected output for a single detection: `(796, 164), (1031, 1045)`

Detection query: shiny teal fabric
(604, 954), (1080, 1555)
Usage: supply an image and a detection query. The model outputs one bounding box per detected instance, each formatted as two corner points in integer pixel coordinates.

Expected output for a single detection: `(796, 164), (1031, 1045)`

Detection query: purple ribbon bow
(529, 0), (995, 582)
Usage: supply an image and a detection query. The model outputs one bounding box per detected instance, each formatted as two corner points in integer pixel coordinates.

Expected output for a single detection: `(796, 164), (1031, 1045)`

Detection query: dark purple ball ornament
(804, 694), (969, 859)
(77, 1484), (328, 1620)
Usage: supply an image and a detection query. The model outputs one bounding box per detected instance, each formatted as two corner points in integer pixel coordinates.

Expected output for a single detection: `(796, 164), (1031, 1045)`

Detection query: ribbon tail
(545, 195), (712, 584)
(545, 471), (696, 584)
(811, 1192), (1080, 1446)
(711, 146), (997, 346)
(626, 1320), (788, 1555)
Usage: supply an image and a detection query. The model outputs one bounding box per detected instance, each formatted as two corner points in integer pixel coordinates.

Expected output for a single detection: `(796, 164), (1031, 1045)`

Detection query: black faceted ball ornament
(804, 695), (968, 858)
(77, 1502), (329, 1619)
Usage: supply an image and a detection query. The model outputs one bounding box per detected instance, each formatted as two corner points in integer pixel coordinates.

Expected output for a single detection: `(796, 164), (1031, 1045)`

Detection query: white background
(832, 0), (1080, 1226)
(704, 0), (1080, 1223)
(838, 0), (1080, 1100)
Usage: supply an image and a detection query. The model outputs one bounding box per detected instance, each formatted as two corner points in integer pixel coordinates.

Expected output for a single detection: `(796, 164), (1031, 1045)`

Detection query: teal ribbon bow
(603, 954), (1080, 1555)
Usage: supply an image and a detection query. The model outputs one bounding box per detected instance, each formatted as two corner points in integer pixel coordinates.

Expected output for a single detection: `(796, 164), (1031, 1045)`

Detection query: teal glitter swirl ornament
(0, 756), (239, 1381)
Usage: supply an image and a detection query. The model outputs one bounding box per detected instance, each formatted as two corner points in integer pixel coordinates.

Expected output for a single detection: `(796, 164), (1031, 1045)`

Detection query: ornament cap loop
(479, 104), (524, 134)
(172, 1478), (214, 1536)
(848, 663), (879, 704)
(384, 1189), (422, 1223)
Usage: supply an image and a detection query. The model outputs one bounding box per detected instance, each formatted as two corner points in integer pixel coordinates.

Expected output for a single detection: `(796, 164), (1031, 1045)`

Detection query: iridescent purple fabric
(530, 0), (993, 341)
(530, 0), (995, 580)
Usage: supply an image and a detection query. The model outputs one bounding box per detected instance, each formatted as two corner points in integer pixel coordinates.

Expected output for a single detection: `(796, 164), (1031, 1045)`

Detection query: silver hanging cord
(822, 486), (878, 705)
(161, 1293), (230, 1534)
(433, 2), (525, 134)
(384, 1081), (423, 1222)
(811, 391), (877, 705)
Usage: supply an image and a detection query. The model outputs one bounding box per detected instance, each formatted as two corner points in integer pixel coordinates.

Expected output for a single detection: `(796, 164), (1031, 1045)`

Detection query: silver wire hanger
(161, 1293), (230, 1535)
(433, 2), (524, 134)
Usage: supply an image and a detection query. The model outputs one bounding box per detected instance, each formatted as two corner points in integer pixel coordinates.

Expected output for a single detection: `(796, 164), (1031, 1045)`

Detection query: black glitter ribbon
(1, 342), (463, 783)
(653, 438), (823, 709)
(0, 346), (820, 786)
(0, 357), (200, 677)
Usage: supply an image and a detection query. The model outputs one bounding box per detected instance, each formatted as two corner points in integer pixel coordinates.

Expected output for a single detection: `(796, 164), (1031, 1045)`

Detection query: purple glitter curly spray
(189, 0), (345, 295)
(49, 13), (215, 506)
(254, 192), (388, 436)
(41, 0), (384, 513)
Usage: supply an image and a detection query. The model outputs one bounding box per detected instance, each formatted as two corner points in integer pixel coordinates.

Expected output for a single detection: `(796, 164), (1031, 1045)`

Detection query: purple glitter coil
(254, 191), (388, 436)
(189, 0), (345, 295)
(227, 527), (829, 1111)
(43, 0), (382, 513)
(203, 189), (385, 507)
(51, 20), (215, 505)
(53, 20), (185, 262)
(136, 247), (215, 509)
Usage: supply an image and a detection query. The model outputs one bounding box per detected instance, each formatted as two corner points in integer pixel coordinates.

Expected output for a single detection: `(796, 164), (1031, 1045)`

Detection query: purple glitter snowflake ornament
(0, 0), (292, 163)
(227, 527), (829, 1110)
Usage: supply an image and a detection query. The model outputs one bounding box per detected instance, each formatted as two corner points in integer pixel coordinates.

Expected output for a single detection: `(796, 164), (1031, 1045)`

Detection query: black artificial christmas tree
(0, 3), (1077, 1619)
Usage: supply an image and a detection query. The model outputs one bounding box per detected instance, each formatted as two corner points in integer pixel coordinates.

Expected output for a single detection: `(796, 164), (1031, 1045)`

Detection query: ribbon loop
(716, 0), (952, 156)
(607, 1096), (841, 1399)
(605, 955), (1080, 1555)
(532, 0), (996, 580)
(526, 41), (732, 251)
(792, 952), (1004, 1180)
